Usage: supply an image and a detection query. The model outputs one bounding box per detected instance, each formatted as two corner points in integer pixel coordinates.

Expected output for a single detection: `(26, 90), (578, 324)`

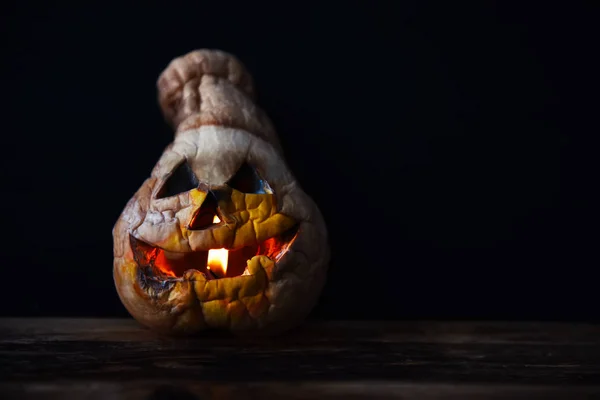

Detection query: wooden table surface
(1, 318), (600, 399)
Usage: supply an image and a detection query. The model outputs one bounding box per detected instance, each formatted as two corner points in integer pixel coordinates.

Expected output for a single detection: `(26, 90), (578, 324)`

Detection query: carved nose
(188, 187), (233, 230)
(188, 191), (219, 230)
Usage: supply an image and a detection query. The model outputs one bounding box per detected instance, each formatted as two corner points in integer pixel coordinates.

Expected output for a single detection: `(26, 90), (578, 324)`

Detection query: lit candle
(206, 215), (228, 279)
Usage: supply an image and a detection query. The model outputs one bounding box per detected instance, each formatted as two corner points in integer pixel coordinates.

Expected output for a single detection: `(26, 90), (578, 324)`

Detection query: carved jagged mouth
(129, 224), (299, 284)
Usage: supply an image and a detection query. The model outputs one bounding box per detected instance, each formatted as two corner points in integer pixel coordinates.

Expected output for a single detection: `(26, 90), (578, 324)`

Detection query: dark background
(1, 2), (597, 321)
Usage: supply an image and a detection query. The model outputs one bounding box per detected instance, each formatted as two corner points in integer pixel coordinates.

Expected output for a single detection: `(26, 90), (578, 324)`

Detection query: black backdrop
(1, 2), (597, 321)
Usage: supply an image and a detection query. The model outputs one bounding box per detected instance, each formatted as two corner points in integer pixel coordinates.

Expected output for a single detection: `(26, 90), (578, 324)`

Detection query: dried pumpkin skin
(112, 50), (330, 335)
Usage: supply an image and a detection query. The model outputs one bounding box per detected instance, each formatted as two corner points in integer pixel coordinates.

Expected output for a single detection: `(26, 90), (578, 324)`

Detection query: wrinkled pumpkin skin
(113, 50), (329, 335)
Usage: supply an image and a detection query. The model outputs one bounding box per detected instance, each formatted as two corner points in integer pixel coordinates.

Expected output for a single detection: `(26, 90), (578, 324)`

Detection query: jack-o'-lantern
(113, 49), (329, 335)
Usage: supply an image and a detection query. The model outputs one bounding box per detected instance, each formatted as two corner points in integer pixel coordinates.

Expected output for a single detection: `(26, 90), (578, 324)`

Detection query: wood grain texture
(1, 319), (600, 398)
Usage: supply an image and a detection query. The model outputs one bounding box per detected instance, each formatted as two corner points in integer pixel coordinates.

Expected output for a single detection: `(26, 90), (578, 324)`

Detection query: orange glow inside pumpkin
(134, 222), (299, 280)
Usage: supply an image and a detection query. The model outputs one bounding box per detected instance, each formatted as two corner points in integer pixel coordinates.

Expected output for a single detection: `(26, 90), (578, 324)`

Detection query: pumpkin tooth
(183, 269), (206, 281)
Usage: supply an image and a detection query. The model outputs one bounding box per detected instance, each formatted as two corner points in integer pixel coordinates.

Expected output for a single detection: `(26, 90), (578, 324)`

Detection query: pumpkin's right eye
(155, 160), (199, 199)
(226, 162), (273, 194)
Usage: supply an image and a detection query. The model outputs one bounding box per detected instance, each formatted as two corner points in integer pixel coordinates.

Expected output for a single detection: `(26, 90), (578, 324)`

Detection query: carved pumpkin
(113, 50), (329, 335)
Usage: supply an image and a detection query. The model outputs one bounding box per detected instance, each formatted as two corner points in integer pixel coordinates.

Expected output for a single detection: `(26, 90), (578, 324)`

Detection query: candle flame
(207, 215), (228, 277)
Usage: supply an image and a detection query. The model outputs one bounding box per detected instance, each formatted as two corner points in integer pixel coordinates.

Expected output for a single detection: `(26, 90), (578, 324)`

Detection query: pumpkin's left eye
(155, 160), (199, 199)
(227, 162), (273, 194)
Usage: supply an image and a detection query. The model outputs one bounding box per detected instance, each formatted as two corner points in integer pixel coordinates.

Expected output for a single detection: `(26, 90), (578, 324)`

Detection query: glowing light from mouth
(207, 215), (228, 277)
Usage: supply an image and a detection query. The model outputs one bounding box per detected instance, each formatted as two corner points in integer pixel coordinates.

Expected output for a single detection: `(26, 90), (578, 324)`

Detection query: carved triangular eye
(226, 162), (273, 194)
(155, 160), (199, 199)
